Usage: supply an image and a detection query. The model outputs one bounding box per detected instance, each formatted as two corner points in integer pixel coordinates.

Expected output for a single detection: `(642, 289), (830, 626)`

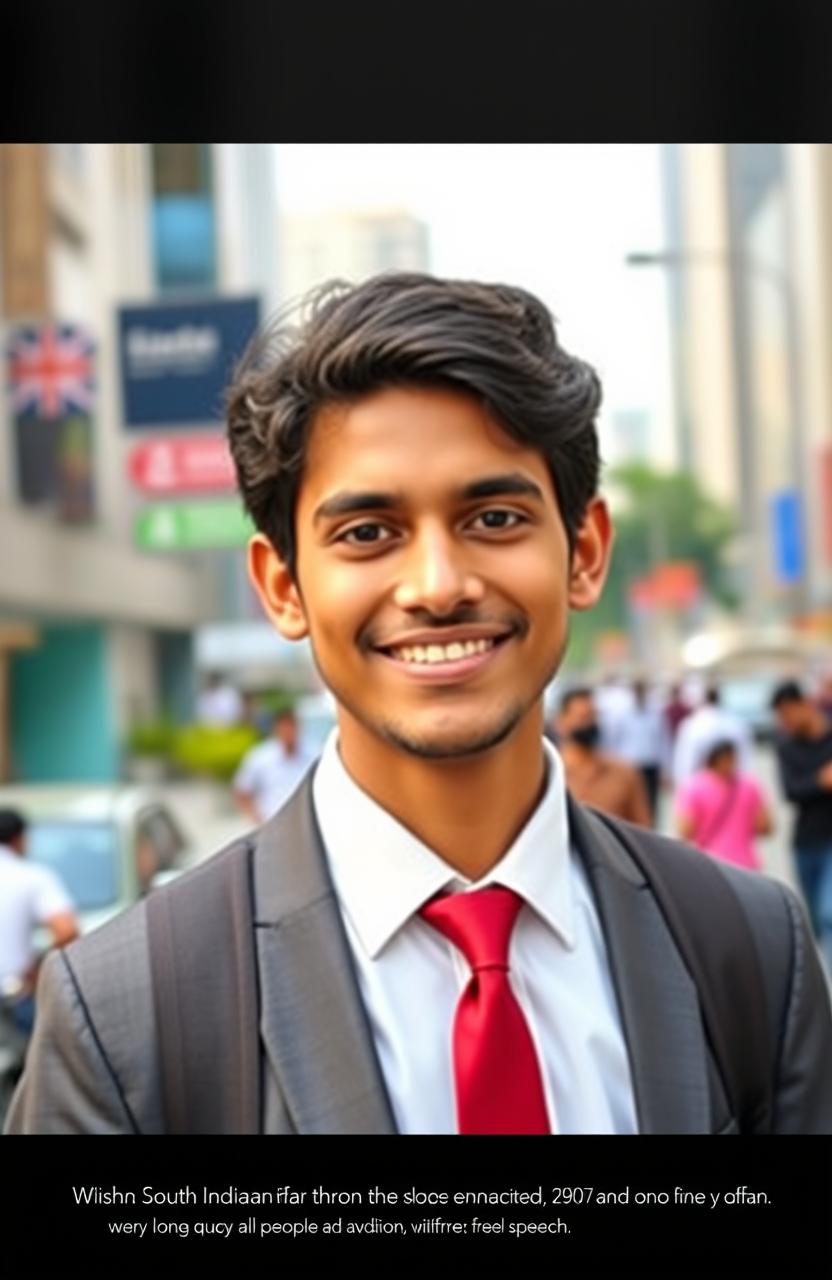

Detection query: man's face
(775, 699), (812, 737)
(250, 386), (611, 764)
(275, 715), (298, 753)
(558, 694), (597, 736)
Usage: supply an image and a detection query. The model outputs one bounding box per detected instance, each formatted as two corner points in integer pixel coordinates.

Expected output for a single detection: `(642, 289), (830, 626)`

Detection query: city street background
(0, 143), (829, 948)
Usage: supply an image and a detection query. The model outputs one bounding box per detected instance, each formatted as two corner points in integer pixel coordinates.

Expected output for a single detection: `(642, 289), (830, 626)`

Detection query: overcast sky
(274, 144), (676, 468)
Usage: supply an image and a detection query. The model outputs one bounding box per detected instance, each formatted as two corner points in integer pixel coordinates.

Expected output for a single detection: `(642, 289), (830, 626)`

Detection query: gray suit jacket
(6, 775), (832, 1134)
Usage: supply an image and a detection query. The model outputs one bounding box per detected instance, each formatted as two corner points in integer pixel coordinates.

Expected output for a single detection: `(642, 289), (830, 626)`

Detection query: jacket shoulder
(579, 802), (798, 959)
(67, 830), (255, 966)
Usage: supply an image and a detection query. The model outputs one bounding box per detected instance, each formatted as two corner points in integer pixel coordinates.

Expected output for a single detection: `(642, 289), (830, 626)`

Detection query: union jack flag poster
(7, 322), (96, 419)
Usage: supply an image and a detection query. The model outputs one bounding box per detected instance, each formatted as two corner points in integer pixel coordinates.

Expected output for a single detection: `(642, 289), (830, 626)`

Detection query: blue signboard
(770, 490), (805, 584)
(118, 296), (260, 428)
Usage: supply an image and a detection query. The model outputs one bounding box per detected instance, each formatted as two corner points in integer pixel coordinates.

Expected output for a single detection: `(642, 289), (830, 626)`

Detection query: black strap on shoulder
(584, 807), (773, 1133)
(146, 840), (260, 1134)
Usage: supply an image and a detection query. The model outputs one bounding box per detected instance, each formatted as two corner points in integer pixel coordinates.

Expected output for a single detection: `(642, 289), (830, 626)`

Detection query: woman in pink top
(675, 739), (774, 871)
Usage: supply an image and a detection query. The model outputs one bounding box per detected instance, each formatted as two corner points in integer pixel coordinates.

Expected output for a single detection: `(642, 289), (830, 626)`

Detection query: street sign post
(135, 499), (253, 550)
(770, 490), (805, 585)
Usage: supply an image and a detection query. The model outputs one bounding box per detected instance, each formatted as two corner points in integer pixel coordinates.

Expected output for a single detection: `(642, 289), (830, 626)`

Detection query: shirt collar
(312, 729), (575, 959)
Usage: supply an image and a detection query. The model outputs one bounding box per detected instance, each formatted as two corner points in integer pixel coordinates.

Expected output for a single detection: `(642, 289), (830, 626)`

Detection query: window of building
(151, 143), (217, 291)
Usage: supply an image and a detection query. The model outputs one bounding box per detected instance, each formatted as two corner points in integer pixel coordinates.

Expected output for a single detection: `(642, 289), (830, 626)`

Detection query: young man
(6, 274), (832, 1134)
(771, 680), (832, 976)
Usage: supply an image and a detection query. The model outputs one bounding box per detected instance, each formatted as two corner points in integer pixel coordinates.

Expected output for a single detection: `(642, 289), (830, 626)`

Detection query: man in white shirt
(672, 685), (754, 786)
(233, 707), (317, 824)
(0, 809), (78, 1033)
(8, 273), (832, 1136)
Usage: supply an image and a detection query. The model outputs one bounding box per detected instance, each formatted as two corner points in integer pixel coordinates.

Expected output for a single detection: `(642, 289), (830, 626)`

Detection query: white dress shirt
(312, 731), (639, 1135)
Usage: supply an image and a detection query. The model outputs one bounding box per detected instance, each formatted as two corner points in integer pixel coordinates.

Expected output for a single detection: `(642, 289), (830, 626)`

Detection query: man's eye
(471, 509), (524, 530)
(340, 522), (392, 545)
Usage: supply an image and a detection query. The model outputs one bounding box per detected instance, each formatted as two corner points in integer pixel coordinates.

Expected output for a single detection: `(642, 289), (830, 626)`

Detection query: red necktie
(420, 885), (550, 1134)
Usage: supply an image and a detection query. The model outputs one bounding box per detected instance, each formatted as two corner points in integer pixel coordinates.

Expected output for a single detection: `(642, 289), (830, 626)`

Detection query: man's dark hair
(770, 680), (804, 710)
(559, 686), (594, 714)
(226, 272), (602, 579)
(0, 809), (26, 845)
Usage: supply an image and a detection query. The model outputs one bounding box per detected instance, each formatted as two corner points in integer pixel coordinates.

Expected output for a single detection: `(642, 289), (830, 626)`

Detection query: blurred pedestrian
(557, 688), (651, 826)
(663, 680), (692, 745)
(197, 672), (244, 727)
(604, 679), (668, 824)
(672, 684), (754, 787)
(771, 680), (832, 975)
(233, 706), (317, 824)
(594, 673), (633, 749)
(0, 809), (79, 1034)
(675, 739), (773, 871)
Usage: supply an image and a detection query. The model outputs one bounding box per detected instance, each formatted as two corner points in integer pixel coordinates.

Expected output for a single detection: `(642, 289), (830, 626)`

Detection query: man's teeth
(390, 638), (497, 664)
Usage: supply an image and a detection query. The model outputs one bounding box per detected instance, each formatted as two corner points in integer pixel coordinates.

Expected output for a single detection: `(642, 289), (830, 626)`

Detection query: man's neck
(336, 710), (548, 881)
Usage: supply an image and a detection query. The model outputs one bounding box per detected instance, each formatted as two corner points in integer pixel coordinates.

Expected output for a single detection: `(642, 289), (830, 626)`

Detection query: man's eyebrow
(312, 474), (545, 525)
(313, 491), (401, 524)
(460, 473), (546, 502)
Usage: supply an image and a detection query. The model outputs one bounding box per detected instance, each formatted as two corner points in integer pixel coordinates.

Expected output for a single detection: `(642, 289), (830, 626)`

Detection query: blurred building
(0, 143), (279, 782)
(279, 207), (429, 301)
(607, 408), (652, 463)
(655, 144), (832, 631)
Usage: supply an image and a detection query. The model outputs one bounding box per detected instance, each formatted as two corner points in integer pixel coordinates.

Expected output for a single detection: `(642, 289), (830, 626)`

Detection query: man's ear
(247, 533), (309, 640)
(567, 496), (614, 611)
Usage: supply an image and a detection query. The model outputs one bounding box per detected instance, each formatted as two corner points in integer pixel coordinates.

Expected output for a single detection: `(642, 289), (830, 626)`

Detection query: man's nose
(392, 526), (485, 614)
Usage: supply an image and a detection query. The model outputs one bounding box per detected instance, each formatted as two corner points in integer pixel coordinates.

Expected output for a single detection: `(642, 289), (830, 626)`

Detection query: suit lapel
(568, 800), (712, 1134)
(248, 772), (712, 1134)
(253, 774), (397, 1135)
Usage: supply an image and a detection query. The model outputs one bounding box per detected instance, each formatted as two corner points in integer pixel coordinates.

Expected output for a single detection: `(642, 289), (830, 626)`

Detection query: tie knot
(419, 885), (523, 971)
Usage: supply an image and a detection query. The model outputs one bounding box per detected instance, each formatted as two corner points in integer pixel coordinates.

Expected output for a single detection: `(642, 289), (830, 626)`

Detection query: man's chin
(378, 712), (525, 761)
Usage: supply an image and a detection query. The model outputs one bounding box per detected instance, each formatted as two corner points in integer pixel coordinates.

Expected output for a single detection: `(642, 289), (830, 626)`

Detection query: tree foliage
(565, 463), (738, 669)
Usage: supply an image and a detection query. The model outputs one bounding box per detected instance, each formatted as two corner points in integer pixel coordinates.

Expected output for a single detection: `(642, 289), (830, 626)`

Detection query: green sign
(135, 499), (254, 550)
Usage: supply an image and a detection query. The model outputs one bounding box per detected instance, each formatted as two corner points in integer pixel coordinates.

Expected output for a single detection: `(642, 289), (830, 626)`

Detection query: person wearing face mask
(556, 688), (651, 827)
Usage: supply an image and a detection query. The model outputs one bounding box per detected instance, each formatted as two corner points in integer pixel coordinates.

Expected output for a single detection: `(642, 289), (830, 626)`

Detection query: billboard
(118, 295), (260, 429)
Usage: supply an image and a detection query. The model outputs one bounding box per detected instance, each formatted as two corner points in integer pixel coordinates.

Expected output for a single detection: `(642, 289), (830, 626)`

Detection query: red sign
(128, 435), (236, 495)
(629, 561), (702, 610)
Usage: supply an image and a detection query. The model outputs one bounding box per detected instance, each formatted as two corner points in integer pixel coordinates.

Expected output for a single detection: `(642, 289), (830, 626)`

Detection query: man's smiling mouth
(371, 626), (517, 676)
(386, 637), (499, 665)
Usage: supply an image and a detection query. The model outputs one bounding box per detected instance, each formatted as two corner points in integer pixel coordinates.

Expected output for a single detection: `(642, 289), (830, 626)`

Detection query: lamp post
(625, 246), (807, 623)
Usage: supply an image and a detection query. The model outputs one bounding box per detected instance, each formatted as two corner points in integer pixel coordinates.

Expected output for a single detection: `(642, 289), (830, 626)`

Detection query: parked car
(0, 785), (195, 940)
